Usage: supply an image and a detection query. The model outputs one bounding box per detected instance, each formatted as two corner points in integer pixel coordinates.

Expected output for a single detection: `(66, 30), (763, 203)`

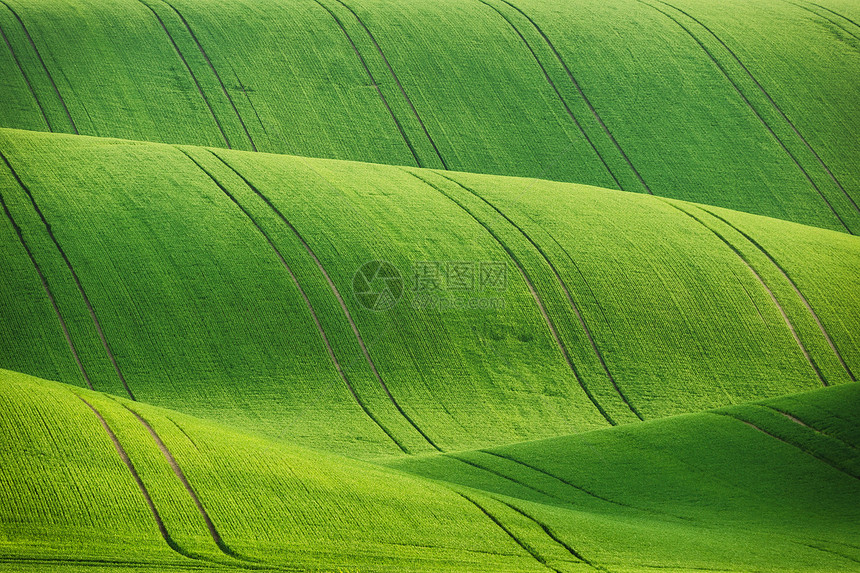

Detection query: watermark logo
(352, 260), (403, 311)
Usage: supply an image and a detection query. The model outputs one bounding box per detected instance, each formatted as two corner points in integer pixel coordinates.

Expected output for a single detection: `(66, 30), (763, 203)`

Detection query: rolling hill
(1, 0), (858, 570)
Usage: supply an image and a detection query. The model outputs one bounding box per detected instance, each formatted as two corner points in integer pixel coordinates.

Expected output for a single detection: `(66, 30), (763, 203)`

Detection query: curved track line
(453, 491), (557, 572)
(211, 151), (438, 451)
(700, 206), (855, 381)
(665, 201), (827, 386)
(74, 395), (199, 563)
(311, 0), (420, 166)
(640, 0), (853, 232)
(476, 0), (622, 189)
(0, 150), (135, 399)
(450, 455), (573, 506)
(789, 1), (860, 43)
(406, 169), (615, 425)
(160, 0), (256, 151)
(807, 1), (860, 32)
(762, 404), (860, 451)
(118, 402), (258, 564)
(494, 498), (600, 570)
(658, 0), (859, 215)
(0, 187), (91, 389)
(135, 0), (229, 148)
(712, 411), (859, 480)
(0, 0), (76, 133)
(496, 0), (651, 194)
(0, 22), (51, 129)
(176, 148), (407, 453)
(228, 61), (267, 136)
(334, 0), (447, 169)
(438, 172), (642, 420)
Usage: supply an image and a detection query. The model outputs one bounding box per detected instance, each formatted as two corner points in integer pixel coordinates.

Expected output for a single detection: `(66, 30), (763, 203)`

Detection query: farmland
(0, 0), (858, 570)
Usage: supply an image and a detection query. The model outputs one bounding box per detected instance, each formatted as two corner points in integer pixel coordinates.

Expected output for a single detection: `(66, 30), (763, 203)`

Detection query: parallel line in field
(658, 0), (859, 216)
(495, 0), (651, 194)
(0, 556), (211, 570)
(177, 148), (408, 454)
(0, 22), (51, 129)
(665, 201), (827, 386)
(700, 206), (855, 381)
(712, 412), (859, 480)
(160, 0), (257, 151)
(227, 61), (267, 136)
(0, 150), (136, 399)
(311, 0), (421, 166)
(406, 169), (615, 425)
(454, 491), (558, 572)
(118, 401), (258, 564)
(211, 151), (439, 451)
(806, 1), (860, 36)
(439, 172), (642, 420)
(476, 0), (622, 190)
(450, 455), (572, 506)
(136, 0), (230, 148)
(762, 404), (860, 451)
(0, 186), (91, 389)
(641, 0), (853, 233)
(494, 498), (600, 570)
(789, 1), (860, 43)
(803, 543), (860, 565)
(334, 0), (447, 169)
(0, 0), (76, 133)
(74, 395), (200, 564)
(481, 451), (694, 522)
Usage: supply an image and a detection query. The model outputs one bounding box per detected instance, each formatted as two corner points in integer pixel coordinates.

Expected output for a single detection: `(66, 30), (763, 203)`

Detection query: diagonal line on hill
(0, 21), (50, 130)
(174, 146), (409, 454)
(404, 168), (616, 426)
(211, 150), (440, 451)
(0, 150), (135, 399)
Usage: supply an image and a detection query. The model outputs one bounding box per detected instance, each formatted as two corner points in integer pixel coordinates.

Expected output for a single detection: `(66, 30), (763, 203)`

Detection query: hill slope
(1, 127), (858, 458)
(2, 368), (858, 572)
(0, 0), (858, 230)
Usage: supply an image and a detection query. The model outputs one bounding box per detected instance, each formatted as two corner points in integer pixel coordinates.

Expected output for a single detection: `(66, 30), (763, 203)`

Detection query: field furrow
(0, 22), (49, 130)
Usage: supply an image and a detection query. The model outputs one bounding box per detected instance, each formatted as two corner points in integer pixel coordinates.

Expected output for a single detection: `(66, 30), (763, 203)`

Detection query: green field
(0, 0), (858, 570)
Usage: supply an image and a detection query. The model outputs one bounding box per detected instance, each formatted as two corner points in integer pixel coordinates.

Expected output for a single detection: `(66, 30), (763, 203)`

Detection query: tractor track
(406, 169), (616, 426)
(0, 150), (135, 399)
(176, 147), (409, 454)
(640, 0), (853, 233)
(0, 21), (51, 130)
(211, 151), (439, 451)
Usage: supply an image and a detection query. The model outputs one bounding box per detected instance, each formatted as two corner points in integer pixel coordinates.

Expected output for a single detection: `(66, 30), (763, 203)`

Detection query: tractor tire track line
(481, 450), (695, 523)
(178, 148), (408, 454)
(227, 61), (267, 136)
(761, 404), (860, 451)
(311, 0), (421, 167)
(658, 0), (859, 215)
(454, 491), (561, 573)
(476, 0), (622, 190)
(807, 1), (860, 33)
(0, 150), (135, 399)
(334, 0), (447, 169)
(640, 0), (852, 233)
(439, 172), (642, 420)
(0, 22), (51, 130)
(74, 395), (202, 564)
(160, 0), (256, 151)
(0, 0), (76, 133)
(494, 498), (603, 571)
(496, 0), (651, 194)
(118, 401), (258, 565)
(664, 201), (827, 386)
(407, 169), (615, 425)
(450, 455), (573, 506)
(802, 542), (860, 565)
(700, 206), (855, 381)
(789, 1), (860, 44)
(212, 151), (438, 451)
(136, 0), (230, 148)
(0, 186), (91, 389)
(712, 412), (859, 480)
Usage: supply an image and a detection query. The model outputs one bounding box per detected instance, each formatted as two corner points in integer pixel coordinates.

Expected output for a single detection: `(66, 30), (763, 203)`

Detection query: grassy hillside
(0, 0), (857, 230)
(1, 127), (858, 458)
(2, 368), (858, 572)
